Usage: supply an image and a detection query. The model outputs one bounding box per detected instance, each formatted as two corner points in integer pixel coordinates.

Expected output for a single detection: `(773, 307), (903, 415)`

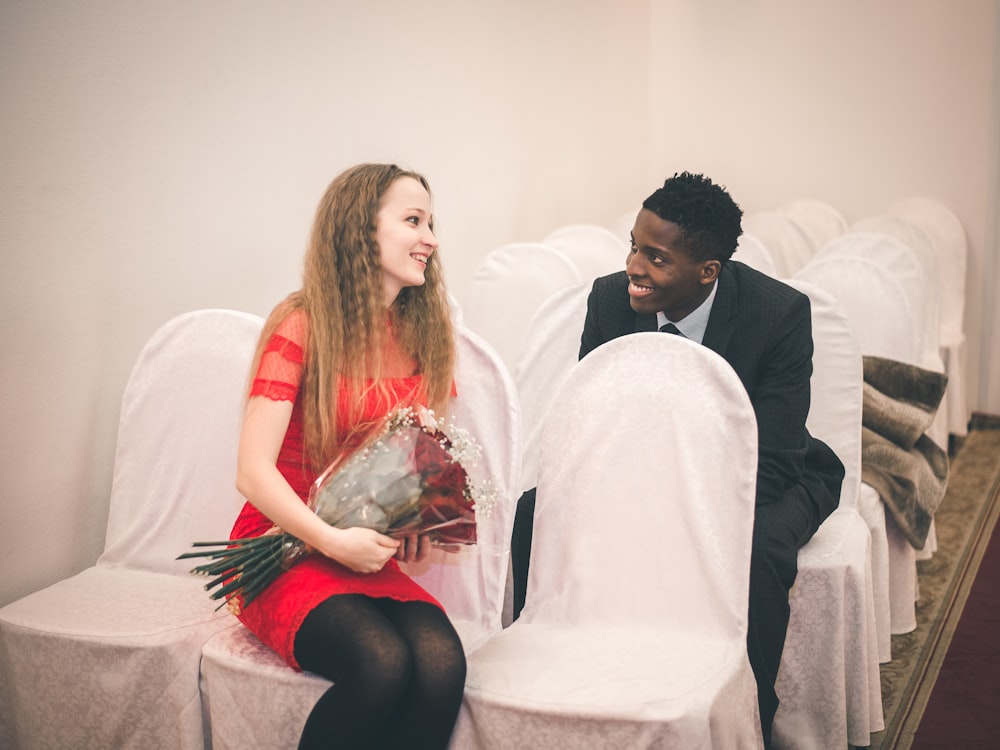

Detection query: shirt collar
(656, 280), (718, 345)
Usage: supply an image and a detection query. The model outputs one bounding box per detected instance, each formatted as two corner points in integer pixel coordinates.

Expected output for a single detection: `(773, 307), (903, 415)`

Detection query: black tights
(293, 595), (466, 750)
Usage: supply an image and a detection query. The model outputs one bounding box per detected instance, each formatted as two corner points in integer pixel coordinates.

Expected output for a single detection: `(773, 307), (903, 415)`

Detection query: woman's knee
(412, 627), (467, 697)
(353, 632), (414, 704)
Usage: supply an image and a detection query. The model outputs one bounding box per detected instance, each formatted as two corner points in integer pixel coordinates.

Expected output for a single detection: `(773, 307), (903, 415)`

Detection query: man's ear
(700, 260), (721, 284)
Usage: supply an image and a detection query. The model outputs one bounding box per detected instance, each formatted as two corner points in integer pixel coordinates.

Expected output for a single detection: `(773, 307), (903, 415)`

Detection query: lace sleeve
(250, 309), (307, 402)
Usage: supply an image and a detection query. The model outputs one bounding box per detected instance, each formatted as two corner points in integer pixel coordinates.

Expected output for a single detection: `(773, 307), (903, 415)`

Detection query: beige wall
(1, 0), (997, 607)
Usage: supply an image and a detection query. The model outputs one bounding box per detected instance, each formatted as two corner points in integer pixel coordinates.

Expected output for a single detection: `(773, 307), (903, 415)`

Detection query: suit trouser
(511, 485), (827, 749)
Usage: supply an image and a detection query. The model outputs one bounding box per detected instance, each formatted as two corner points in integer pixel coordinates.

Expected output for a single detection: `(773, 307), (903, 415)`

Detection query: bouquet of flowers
(179, 407), (497, 611)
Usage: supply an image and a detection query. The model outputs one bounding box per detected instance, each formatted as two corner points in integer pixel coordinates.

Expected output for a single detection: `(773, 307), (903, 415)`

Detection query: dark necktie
(659, 322), (684, 337)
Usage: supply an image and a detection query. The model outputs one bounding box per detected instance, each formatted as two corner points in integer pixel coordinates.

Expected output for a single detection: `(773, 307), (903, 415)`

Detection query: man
(512, 172), (844, 747)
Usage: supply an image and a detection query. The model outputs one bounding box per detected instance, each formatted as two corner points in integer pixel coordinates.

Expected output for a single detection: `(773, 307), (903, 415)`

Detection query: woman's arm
(236, 395), (400, 573)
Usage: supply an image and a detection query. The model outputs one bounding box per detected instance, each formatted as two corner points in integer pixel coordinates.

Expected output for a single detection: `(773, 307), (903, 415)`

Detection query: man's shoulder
(591, 269), (629, 294)
(725, 260), (808, 312)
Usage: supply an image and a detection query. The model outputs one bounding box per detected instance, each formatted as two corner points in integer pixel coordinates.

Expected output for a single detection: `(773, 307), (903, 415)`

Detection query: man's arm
(751, 293), (816, 506)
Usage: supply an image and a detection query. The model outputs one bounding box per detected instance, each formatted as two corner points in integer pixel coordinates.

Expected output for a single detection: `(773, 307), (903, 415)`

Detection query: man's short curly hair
(641, 172), (743, 263)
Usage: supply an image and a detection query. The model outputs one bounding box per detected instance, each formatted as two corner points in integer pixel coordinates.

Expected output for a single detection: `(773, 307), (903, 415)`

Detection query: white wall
(1, 0), (997, 608)
(0, 0), (650, 607)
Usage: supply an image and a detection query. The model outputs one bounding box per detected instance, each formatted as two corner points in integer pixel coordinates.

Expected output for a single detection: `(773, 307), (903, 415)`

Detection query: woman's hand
(394, 534), (432, 563)
(316, 527), (400, 574)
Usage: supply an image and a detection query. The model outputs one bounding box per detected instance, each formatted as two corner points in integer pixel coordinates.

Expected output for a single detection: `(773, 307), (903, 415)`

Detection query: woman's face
(375, 176), (438, 304)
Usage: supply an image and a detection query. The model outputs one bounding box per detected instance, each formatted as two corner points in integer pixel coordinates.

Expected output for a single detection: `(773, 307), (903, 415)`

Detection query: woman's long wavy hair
(249, 163), (455, 468)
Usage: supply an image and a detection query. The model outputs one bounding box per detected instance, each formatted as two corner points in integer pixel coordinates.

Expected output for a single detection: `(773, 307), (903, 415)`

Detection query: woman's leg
(375, 599), (467, 750)
(292, 594), (412, 750)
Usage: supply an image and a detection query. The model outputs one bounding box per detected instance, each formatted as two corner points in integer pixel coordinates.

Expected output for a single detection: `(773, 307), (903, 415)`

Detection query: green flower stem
(177, 534), (297, 608)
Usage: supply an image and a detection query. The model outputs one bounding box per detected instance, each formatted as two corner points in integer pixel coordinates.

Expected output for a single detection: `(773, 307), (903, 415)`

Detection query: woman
(230, 163), (466, 749)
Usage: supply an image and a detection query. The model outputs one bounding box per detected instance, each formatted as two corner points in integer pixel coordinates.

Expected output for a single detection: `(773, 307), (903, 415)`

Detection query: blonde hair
(249, 163), (455, 468)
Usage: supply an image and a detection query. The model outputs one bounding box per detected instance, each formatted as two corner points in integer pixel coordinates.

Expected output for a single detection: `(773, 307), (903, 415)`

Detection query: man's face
(626, 209), (717, 319)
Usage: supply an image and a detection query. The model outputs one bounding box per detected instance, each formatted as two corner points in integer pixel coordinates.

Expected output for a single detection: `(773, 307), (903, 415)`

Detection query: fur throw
(860, 356), (949, 550)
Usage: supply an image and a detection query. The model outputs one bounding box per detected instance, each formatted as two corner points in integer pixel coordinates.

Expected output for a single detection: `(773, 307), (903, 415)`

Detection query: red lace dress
(229, 309), (444, 670)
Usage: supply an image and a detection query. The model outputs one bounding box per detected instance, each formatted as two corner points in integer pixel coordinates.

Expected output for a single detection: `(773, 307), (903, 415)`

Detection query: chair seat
(200, 626), (330, 750)
(465, 624), (747, 710)
(0, 566), (234, 750)
(457, 624), (760, 748)
(1, 566), (230, 636)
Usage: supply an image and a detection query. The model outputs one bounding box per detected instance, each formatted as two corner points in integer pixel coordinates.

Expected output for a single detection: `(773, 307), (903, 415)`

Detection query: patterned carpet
(864, 419), (1000, 749)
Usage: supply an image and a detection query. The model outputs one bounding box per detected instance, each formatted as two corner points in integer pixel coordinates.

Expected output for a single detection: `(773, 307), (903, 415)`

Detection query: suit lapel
(702, 264), (739, 355)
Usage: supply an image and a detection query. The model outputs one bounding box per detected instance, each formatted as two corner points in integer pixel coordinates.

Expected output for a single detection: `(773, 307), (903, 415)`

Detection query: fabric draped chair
(778, 198), (849, 252)
(461, 242), (582, 373)
(771, 281), (884, 750)
(198, 325), (522, 750)
(511, 280), (592, 494)
(732, 233), (779, 277)
(542, 224), (627, 280)
(795, 257), (926, 636)
(815, 230), (948, 452)
(889, 197), (969, 436)
(741, 211), (815, 278)
(608, 209), (638, 244)
(0, 309), (264, 750)
(453, 333), (763, 749)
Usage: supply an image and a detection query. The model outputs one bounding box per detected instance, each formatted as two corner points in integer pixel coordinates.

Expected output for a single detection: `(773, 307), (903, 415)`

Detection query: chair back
(795, 256), (922, 366)
(780, 198), (849, 251)
(732, 232), (779, 277)
(817, 230), (942, 372)
(785, 280), (863, 511)
(742, 210), (815, 277)
(402, 326), (521, 653)
(462, 242), (581, 371)
(608, 209), (637, 244)
(98, 309), (264, 574)
(543, 224), (627, 280)
(522, 333), (758, 642)
(512, 280), (592, 492)
(889, 197), (967, 349)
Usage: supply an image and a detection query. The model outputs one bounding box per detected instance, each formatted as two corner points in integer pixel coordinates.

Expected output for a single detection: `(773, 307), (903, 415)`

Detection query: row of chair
(733, 197), (968, 440)
(0, 310), (523, 749)
(451, 196), (965, 747)
(732, 200), (962, 646)
(0, 300), (876, 749)
(507, 273), (882, 749)
(0, 194), (963, 747)
(0, 303), (814, 749)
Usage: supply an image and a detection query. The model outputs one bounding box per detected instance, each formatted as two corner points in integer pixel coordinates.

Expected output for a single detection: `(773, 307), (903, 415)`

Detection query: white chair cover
(199, 325), (522, 750)
(455, 333), (763, 749)
(795, 256), (922, 366)
(461, 242), (582, 372)
(889, 197), (969, 435)
(815, 231), (947, 451)
(772, 281), (884, 750)
(840, 216), (949, 451)
(779, 198), (849, 251)
(0, 309), (263, 750)
(794, 259), (924, 635)
(732, 232), (779, 277)
(512, 280), (592, 493)
(607, 209), (637, 244)
(543, 224), (627, 280)
(741, 211), (815, 278)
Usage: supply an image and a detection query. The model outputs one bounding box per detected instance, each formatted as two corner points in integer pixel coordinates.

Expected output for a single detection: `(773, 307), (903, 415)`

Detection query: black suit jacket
(580, 262), (844, 518)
